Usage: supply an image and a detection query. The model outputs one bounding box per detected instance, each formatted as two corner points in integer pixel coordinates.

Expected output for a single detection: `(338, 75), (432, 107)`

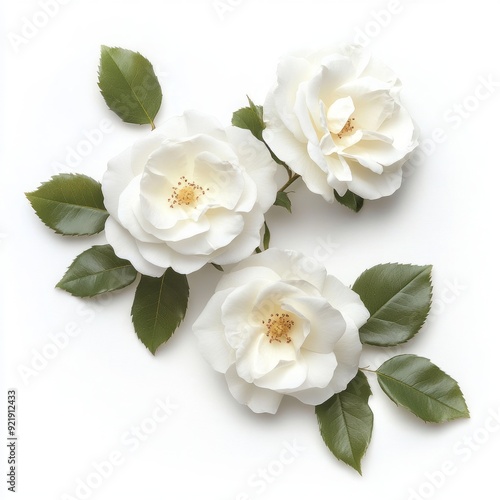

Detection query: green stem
(359, 367), (377, 374)
(279, 174), (300, 193)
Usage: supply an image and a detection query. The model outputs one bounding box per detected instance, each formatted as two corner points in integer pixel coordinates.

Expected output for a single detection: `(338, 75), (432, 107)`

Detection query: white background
(2, 1), (500, 499)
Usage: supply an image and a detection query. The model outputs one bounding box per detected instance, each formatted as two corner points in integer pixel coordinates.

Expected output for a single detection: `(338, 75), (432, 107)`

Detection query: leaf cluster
(316, 264), (469, 473)
(26, 173), (189, 355)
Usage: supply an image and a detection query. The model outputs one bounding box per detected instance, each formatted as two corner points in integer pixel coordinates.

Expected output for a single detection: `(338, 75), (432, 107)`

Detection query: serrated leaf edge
(25, 174), (108, 236)
(317, 392), (373, 475)
(98, 45), (161, 129)
(131, 272), (189, 355)
(368, 265), (432, 316)
(376, 355), (470, 423)
(355, 263), (433, 346)
(56, 245), (137, 297)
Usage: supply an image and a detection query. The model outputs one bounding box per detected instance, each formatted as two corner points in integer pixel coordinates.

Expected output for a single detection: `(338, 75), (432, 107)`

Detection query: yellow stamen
(337, 117), (355, 139)
(262, 312), (295, 344)
(168, 176), (207, 208)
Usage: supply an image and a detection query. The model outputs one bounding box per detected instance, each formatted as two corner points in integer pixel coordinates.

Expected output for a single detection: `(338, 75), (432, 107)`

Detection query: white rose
(263, 44), (418, 201)
(193, 248), (370, 414)
(102, 111), (278, 276)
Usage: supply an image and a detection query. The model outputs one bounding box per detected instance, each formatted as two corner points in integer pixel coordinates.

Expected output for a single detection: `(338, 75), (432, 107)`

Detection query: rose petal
(193, 153), (246, 211)
(289, 326), (360, 406)
(317, 54), (360, 105)
(328, 319), (363, 393)
(378, 106), (419, 150)
(321, 275), (370, 329)
(273, 55), (313, 138)
(166, 210), (244, 256)
(211, 210), (264, 266)
(347, 158), (403, 199)
(263, 121), (334, 202)
(344, 140), (406, 170)
(104, 217), (165, 277)
(288, 297), (346, 353)
(134, 239), (209, 274)
(294, 82), (320, 144)
(228, 248), (327, 289)
(225, 126), (278, 211)
(221, 281), (269, 350)
(103, 133), (167, 213)
(325, 154), (353, 184)
(116, 176), (160, 243)
(215, 265), (280, 293)
(327, 96), (355, 134)
(225, 365), (284, 414)
(253, 355), (307, 391)
(294, 350), (338, 394)
(192, 290), (235, 373)
(235, 333), (298, 382)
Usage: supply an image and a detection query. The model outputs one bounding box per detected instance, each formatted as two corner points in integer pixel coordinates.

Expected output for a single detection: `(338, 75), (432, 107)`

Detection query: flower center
(337, 117), (356, 139)
(263, 312), (295, 344)
(168, 176), (207, 208)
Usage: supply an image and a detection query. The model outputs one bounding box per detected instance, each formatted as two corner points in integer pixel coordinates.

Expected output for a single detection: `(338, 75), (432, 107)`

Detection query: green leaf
(26, 174), (108, 236)
(57, 245), (137, 297)
(98, 46), (162, 129)
(274, 191), (292, 213)
(352, 263), (433, 346)
(346, 370), (372, 403)
(376, 355), (469, 423)
(232, 99), (265, 141)
(247, 96), (264, 121)
(263, 221), (271, 250)
(211, 263), (224, 272)
(316, 371), (374, 474)
(231, 97), (291, 170)
(334, 190), (364, 212)
(131, 269), (189, 354)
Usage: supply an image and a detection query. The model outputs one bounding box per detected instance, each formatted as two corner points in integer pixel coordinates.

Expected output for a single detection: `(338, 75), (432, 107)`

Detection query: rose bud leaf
(232, 100), (265, 141)
(98, 46), (162, 129)
(274, 191), (292, 213)
(131, 270), (189, 355)
(232, 97), (289, 168)
(334, 189), (364, 212)
(56, 245), (137, 297)
(352, 263), (432, 346)
(376, 355), (470, 423)
(26, 174), (109, 236)
(316, 371), (374, 474)
(263, 221), (271, 250)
